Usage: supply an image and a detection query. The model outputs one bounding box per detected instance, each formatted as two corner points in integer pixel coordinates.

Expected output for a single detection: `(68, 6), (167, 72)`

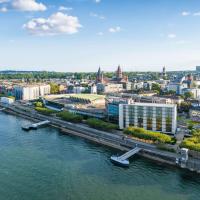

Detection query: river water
(0, 112), (200, 200)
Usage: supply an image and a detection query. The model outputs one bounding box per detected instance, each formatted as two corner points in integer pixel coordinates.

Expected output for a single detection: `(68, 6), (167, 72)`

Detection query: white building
(14, 84), (50, 100)
(39, 85), (51, 96)
(182, 88), (200, 99)
(119, 102), (177, 134)
(90, 84), (97, 94)
(73, 86), (85, 94)
(132, 81), (144, 90)
(167, 76), (187, 95)
(0, 97), (14, 104)
(97, 83), (123, 93)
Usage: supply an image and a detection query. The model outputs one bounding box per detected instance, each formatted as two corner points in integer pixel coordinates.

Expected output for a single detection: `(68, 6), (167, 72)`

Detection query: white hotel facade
(119, 102), (177, 134)
(14, 84), (51, 100)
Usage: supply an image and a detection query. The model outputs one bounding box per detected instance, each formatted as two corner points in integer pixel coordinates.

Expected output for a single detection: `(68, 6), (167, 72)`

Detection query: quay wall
(2, 105), (200, 171)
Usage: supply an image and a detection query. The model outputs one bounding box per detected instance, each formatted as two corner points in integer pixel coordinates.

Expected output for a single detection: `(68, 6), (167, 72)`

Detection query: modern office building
(119, 102), (177, 134)
(106, 97), (133, 122)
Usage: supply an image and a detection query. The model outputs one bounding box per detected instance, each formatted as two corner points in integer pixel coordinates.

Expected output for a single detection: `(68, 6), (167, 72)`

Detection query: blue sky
(0, 0), (200, 72)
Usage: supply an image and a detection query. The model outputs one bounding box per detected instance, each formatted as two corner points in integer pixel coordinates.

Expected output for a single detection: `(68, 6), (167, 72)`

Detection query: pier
(111, 147), (141, 166)
(0, 108), (5, 111)
(22, 120), (50, 131)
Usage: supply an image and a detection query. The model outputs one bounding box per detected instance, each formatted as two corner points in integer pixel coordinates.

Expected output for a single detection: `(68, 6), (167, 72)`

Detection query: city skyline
(0, 0), (200, 72)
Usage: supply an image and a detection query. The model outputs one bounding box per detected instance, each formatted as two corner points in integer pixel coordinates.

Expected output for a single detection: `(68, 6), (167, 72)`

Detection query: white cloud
(109, 26), (121, 33)
(12, 0), (46, 11)
(95, 0), (101, 3)
(0, 6), (7, 12)
(59, 6), (73, 11)
(181, 11), (190, 16)
(181, 11), (200, 17)
(23, 12), (82, 36)
(168, 33), (176, 39)
(90, 12), (105, 19)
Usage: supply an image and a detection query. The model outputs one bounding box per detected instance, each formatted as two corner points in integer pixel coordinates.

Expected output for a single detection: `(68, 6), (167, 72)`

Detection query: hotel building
(14, 84), (50, 100)
(119, 102), (177, 134)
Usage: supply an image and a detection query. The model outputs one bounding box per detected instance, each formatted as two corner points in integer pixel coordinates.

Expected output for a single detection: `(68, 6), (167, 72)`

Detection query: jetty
(111, 146), (141, 166)
(22, 120), (50, 131)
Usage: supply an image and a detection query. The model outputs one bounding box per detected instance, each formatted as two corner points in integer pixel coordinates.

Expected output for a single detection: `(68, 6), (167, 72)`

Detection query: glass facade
(128, 106), (134, 126)
(137, 106), (143, 127)
(156, 107), (162, 131)
(146, 107), (153, 130)
(107, 104), (119, 122)
(166, 108), (172, 132)
(120, 103), (176, 134)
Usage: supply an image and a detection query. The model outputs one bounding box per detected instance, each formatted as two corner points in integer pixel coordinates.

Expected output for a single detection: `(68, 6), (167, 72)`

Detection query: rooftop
(68, 94), (105, 101)
(122, 102), (177, 108)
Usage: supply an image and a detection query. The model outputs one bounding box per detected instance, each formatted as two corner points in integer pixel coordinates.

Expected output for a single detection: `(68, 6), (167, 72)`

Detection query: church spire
(116, 65), (122, 79)
(96, 66), (104, 83)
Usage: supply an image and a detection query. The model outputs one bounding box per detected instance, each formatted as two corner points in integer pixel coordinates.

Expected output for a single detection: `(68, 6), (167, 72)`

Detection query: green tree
(184, 91), (194, 99)
(179, 102), (191, 113)
(50, 83), (59, 94)
(57, 111), (83, 123)
(35, 101), (43, 107)
(86, 118), (118, 131)
(151, 83), (161, 94)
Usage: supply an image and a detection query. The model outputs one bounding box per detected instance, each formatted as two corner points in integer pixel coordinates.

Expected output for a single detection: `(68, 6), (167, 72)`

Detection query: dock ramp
(111, 147), (141, 167)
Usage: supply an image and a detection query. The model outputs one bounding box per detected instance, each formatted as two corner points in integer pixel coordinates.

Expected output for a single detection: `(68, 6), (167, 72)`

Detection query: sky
(0, 0), (200, 72)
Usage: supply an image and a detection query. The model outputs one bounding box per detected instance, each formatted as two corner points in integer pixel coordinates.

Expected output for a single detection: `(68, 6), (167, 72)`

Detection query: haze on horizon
(0, 0), (199, 72)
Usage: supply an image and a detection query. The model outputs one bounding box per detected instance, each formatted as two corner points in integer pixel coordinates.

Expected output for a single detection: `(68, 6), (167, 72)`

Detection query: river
(0, 112), (199, 200)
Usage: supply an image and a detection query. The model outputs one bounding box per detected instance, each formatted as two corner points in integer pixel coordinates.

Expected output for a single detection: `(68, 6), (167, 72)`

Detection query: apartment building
(119, 102), (177, 134)
(14, 84), (50, 100)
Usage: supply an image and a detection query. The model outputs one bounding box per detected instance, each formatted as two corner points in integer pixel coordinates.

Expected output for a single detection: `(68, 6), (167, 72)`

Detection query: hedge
(124, 126), (172, 144)
(57, 111), (83, 123)
(86, 118), (118, 131)
(35, 107), (57, 116)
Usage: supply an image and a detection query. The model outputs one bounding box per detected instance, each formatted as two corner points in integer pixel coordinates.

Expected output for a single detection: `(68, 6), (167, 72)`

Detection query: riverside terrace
(3, 103), (200, 172)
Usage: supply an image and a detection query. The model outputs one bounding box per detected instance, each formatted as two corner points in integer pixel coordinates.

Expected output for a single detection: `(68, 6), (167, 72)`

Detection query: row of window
(123, 116), (172, 132)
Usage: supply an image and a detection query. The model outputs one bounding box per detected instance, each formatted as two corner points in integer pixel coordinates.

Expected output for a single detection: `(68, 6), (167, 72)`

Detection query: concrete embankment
(0, 105), (181, 168)
(5, 105), (200, 172)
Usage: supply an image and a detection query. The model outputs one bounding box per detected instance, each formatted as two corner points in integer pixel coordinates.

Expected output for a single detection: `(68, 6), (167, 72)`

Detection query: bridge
(111, 147), (141, 166)
(22, 120), (50, 131)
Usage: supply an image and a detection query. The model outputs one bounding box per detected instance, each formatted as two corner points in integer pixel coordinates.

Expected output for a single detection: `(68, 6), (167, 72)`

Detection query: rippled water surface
(0, 113), (200, 200)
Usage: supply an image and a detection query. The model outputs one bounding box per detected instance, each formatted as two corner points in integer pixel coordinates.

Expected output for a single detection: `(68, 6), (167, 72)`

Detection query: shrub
(124, 126), (172, 144)
(35, 107), (57, 115)
(35, 101), (43, 108)
(192, 129), (200, 137)
(57, 111), (83, 123)
(181, 134), (200, 152)
(86, 118), (118, 131)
